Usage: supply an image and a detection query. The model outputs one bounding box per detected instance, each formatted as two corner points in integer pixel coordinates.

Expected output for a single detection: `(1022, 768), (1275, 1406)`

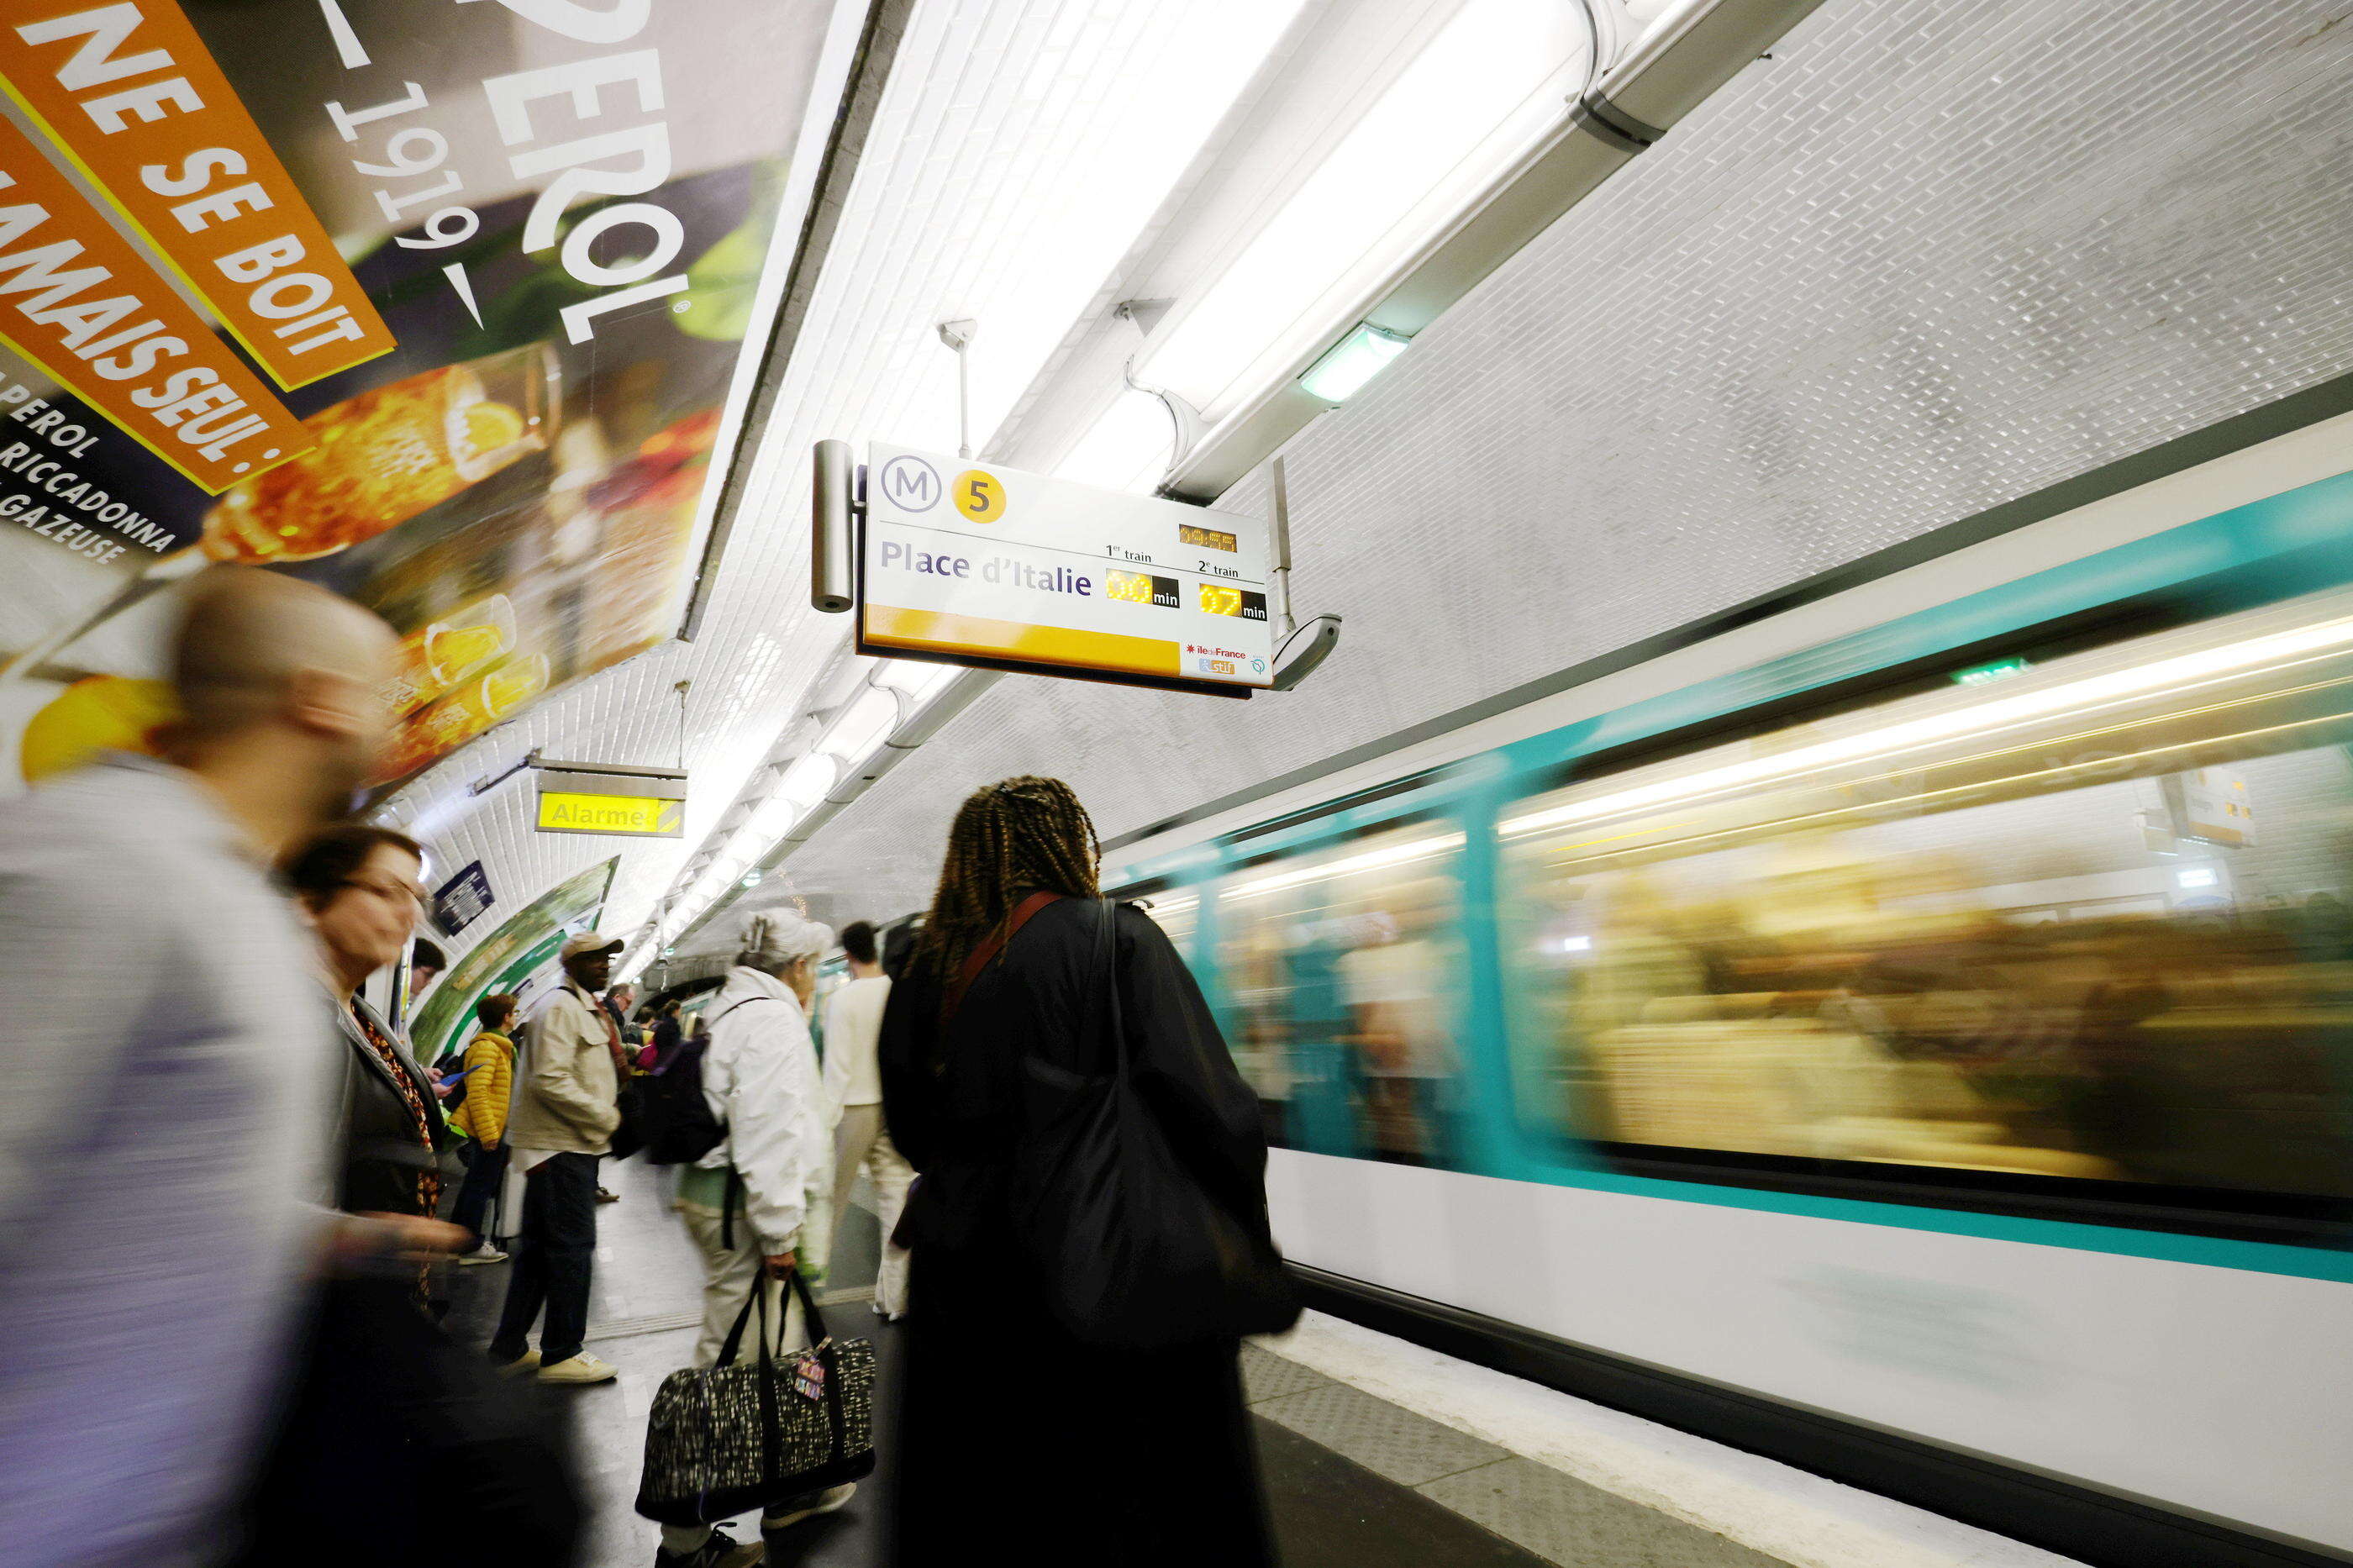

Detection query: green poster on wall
(413, 855), (615, 1065)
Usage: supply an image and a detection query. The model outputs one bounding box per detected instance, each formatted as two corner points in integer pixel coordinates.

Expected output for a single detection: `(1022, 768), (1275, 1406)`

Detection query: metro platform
(444, 1157), (1550, 1567)
(444, 1158), (2077, 1568)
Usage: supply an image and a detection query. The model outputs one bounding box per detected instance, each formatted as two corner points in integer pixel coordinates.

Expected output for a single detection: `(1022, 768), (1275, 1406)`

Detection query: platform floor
(444, 1155), (1554, 1568)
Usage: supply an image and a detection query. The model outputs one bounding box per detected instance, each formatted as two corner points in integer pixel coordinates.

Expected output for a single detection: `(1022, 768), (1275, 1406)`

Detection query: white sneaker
(761, 1483), (855, 1532)
(536, 1351), (618, 1385)
(493, 1348), (540, 1376)
(459, 1243), (508, 1265)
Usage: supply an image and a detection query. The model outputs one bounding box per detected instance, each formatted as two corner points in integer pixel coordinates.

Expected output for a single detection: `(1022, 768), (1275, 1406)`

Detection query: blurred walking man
(491, 933), (626, 1384)
(0, 568), (409, 1568)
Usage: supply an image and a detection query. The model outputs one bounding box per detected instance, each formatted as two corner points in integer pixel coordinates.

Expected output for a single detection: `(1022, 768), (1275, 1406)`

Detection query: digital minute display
(1198, 584), (1267, 621)
(1108, 570), (1155, 603)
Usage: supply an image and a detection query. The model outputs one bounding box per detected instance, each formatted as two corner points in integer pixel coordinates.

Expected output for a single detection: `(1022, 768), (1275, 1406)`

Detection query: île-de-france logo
(878, 453), (941, 513)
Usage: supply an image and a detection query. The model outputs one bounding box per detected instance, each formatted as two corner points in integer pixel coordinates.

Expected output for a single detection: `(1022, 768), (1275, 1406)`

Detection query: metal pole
(939, 318), (978, 459)
(1269, 456), (1298, 638)
(957, 344), (972, 459)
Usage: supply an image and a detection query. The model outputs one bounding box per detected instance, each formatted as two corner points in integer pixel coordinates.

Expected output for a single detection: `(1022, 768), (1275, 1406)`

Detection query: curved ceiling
(397, 0), (2353, 981)
(774, 0), (2353, 926)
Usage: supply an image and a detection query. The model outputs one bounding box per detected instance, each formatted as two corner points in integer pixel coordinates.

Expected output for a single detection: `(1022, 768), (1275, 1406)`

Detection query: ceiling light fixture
(1155, 0), (1837, 499)
(1133, 0), (1595, 425)
(1298, 323), (1413, 404)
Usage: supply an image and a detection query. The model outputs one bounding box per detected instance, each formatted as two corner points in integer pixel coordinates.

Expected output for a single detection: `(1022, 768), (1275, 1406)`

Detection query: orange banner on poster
(0, 113), (311, 492)
(0, 0), (393, 390)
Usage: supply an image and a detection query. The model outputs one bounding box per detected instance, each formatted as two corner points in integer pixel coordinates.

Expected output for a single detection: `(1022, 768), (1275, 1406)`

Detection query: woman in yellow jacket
(448, 993), (520, 1263)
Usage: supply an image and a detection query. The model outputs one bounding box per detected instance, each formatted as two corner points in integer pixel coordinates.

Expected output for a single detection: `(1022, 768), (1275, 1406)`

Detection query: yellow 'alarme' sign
(535, 791), (683, 837)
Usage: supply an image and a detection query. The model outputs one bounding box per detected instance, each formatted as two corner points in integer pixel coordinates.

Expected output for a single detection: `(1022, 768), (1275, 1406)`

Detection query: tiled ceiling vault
(777, 0), (2353, 923)
(393, 0), (1298, 961)
(408, 0), (2353, 974)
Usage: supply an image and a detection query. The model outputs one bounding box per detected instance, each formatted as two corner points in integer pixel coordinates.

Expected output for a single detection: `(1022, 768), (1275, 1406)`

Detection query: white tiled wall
(781, 0), (2353, 923)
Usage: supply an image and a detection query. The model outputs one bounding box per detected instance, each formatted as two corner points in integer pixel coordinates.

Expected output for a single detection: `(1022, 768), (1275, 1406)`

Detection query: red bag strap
(942, 891), (1063, 1026)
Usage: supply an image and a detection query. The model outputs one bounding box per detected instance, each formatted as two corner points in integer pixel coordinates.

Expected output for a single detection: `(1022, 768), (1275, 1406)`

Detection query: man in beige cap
(490, 930), (625, 1383)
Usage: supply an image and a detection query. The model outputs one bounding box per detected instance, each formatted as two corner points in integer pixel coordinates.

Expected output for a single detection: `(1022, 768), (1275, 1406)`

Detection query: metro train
(1082, 410), (2353, 1568)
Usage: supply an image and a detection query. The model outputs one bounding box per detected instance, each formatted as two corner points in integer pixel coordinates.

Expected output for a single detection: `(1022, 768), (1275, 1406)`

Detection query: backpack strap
(943, 891), (1063, 1027)
(703, 995), (788, 1031)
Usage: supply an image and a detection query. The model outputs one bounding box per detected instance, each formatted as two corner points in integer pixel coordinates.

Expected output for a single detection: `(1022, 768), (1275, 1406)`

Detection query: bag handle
(713, 1263), (854, 1486)
(942, 890), (1063, 1026)
(713, 1257), (834, 1366)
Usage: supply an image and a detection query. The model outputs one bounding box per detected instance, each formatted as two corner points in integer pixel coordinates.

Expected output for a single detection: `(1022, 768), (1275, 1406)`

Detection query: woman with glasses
(280, 824), (446, 1219)
(241, 827), (582, 1562)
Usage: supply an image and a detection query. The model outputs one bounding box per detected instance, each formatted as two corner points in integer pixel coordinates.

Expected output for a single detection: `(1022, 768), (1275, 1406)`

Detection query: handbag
(1015, 897), (1300, 1350)
(229, 1276), (584, 1566)
(634, 1267), (877, 1525)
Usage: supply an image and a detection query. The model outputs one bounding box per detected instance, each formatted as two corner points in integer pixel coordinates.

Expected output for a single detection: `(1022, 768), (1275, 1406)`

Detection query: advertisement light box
(858, 444), (1273, 693)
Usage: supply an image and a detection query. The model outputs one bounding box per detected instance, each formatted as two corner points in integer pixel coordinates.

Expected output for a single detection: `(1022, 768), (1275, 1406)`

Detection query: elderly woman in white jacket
(658, 908), (847, 1568)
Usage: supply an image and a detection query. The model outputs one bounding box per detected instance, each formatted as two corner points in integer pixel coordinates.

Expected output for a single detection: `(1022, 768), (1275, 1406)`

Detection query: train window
(1501, 588), (2353, 1213)
(1212, 823), (1464, 1164)
(1138, 887), (1199, 960)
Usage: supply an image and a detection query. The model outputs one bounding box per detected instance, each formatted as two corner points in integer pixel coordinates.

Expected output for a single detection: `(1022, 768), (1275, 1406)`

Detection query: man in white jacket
(656, 909), (845, 1568)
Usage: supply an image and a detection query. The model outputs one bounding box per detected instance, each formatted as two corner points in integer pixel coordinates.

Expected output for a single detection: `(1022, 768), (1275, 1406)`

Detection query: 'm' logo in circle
(878, 454), (941, 512)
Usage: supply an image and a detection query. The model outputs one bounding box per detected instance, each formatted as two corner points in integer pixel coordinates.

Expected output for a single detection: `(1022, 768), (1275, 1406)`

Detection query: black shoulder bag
(635, 1268), (877, 1523)
(1014, 897), (1298, 1350)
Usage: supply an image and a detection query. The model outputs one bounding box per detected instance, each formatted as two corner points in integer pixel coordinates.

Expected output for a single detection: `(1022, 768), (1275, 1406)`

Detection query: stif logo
(879, 454), (941, 512)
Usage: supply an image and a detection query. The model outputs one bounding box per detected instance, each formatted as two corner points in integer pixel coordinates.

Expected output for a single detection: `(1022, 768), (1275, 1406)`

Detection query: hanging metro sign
(532, 761), (688, 838)
(813, 439), (1274, 697)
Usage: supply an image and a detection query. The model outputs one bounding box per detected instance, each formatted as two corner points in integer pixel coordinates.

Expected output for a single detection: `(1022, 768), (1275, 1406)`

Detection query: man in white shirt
(0, 568), (445, 1568)
(824, 920), (913, 1318)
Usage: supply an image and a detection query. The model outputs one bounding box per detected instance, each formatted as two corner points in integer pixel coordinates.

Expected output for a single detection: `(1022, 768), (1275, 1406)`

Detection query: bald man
(0, 567), (416, 1568)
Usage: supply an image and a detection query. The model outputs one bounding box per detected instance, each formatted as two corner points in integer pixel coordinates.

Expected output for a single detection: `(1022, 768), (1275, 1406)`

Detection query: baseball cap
(561, 931), (624, 961)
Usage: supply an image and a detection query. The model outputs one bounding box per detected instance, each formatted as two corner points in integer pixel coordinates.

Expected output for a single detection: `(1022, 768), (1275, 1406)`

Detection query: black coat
(878, 897), (1277, 1567)
(333, 996), (450, 1218)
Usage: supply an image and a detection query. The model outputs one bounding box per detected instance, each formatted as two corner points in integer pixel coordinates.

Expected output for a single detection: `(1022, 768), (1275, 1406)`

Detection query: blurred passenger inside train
(824, 918), (913, 1318)
(491, 931), (627, 1385)
(0, 567), (465, 1566)
(284, 823), (450, 1223)
(1335, 902), (1455, 1163)
(655, 908), (848, 1567)
(880, 776), (1295, 1568)
(1511, 771), (2353, 1197)
(449, 992), (524, 1263)
(1216, 829), (1462, 1166)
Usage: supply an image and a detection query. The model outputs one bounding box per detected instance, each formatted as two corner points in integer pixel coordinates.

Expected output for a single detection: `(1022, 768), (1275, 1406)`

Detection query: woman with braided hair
(879, 776), (1282, 1566)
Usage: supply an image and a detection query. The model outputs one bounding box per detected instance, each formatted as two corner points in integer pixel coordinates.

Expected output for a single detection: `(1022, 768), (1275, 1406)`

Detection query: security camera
(1270, 613), (1341, 692)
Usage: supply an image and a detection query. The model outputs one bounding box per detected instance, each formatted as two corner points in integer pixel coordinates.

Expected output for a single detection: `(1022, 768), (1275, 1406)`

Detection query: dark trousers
(490, 1151), (597, 1365)
(451, 1140), (509, 1243)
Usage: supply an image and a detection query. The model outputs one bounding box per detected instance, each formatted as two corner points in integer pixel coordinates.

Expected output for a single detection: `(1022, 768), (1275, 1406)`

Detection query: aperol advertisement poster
(0, 0), (855, 795)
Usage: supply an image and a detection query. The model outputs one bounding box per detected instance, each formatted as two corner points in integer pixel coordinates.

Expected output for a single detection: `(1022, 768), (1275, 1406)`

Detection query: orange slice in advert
(19, 676), (176, 782)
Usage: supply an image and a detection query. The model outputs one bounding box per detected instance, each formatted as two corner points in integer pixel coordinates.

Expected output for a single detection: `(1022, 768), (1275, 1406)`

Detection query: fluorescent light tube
(1298, 323), (1412, 403)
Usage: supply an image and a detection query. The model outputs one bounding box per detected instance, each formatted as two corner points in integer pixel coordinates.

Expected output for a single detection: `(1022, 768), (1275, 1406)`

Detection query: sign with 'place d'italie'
(857, 443), (1275, 695)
